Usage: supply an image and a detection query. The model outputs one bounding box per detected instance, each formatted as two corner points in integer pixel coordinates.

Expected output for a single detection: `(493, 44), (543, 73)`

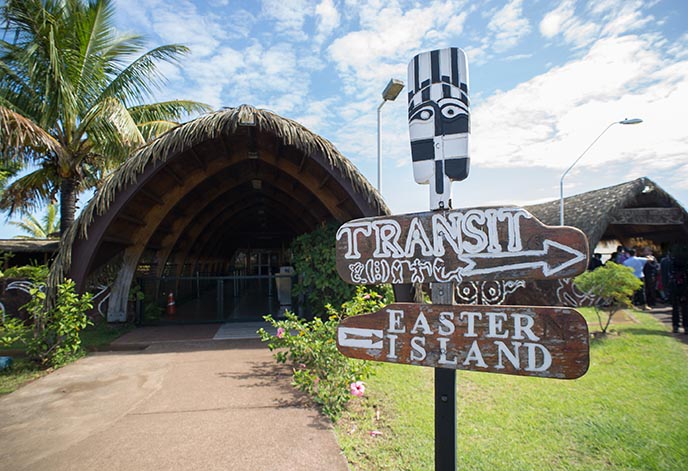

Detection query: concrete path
(0, 335), (349, 471)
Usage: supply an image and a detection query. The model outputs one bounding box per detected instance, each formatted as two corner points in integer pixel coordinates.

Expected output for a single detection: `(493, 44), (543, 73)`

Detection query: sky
(3, 0), (688, 236)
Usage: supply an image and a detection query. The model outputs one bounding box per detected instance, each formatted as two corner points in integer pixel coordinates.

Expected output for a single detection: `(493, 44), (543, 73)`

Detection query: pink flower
(276, 327), (285, 339)
(350, 381), (365, 397)
(362, 294), (370, 300)
(369, 430), (383, 437)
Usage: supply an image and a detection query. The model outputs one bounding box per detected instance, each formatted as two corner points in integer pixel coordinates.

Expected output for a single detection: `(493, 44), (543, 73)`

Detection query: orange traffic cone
(166, 292), (176, 316)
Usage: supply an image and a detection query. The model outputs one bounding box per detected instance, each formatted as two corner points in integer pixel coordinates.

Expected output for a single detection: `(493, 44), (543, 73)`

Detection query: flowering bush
(258, 286), (391, 421)
(0, 279), (93, 367)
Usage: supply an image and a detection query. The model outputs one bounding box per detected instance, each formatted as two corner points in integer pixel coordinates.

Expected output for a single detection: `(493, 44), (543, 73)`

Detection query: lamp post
(559, 118), (643, 225)
(377, 78), (405, 193)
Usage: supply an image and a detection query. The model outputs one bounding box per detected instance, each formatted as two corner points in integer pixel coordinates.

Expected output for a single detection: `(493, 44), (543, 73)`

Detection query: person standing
(660, 251), (672, 303)
(614, 246), (630, 264)
(588, 253), (603, 270)
(669, 247), (688, 334)
(623, 249), (648, 307)
(643, 251), (660, 308)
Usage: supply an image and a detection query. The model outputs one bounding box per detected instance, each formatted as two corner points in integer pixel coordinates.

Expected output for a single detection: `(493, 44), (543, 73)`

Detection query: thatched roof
(49, 105), (389, 288)
(0, 239), (59, 253)
(526, 177), (688, 251)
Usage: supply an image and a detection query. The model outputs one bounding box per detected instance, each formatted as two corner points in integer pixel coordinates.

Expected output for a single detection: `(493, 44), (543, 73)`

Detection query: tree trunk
(60, 177), (78, 237)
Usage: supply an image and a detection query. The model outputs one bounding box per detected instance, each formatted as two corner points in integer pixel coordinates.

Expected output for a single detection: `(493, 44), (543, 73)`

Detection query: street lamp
(377, 78), (405, 192)
(559, 118), (643, 225)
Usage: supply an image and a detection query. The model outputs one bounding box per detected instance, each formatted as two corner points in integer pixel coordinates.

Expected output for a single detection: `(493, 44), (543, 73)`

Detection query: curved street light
(377, 78), (405, 193)
(559, 118), (643, 225)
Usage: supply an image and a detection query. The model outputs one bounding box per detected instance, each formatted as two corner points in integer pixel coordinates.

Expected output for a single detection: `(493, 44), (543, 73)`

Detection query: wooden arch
(54, 106), (390, 321)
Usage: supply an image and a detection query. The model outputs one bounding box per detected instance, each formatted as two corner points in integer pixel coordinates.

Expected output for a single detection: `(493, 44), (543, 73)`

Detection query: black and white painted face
(408, 48), (470, 208)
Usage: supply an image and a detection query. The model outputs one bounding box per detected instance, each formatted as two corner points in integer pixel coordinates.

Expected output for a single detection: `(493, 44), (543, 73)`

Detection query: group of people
(588, 245), (688, 334)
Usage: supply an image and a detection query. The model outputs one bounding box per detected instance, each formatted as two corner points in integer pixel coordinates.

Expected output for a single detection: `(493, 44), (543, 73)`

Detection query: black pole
(431, 282), (456, 470)
(435, 368), (456, 470)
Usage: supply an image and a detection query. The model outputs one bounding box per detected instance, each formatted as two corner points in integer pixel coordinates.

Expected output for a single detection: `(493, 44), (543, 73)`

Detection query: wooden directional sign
(336, 207), (588, 285)
(337, 303), (590, 379)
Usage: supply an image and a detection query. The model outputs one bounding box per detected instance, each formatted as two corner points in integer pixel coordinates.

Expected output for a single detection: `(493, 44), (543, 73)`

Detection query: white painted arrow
(338, 326), (384, 349)
(459, 239), (586, 278)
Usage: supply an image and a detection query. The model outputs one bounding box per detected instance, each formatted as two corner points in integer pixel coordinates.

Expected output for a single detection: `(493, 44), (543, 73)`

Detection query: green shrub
(0, 279), (93, 367)
(573, 262), (642, 334)
(3, 263), (49, 281)
(259, 286), (391, 421)
(290, 222), (356, 316)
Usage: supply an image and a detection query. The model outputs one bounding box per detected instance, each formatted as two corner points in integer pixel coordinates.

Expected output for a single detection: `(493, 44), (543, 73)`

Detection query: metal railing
(135, 273), (297, 324)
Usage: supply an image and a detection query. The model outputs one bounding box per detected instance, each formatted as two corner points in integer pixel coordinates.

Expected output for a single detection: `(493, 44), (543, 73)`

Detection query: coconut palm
(0, 0), (211, 236)
(11, 203), (60, 238)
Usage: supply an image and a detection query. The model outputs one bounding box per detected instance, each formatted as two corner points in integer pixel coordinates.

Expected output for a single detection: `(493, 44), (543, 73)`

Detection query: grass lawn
(335, 308), (688, 470)
(0, 321), (133, 395)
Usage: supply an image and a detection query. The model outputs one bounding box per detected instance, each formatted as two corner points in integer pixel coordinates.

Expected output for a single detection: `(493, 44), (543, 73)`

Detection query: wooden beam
(139, 188), (165, 206)
(336, 195), (351, 208)
(155, 225), (174, 235)
(318, 174), (331, 189)
(117, 213), (146, 227)
(103, 235), (133, 246)
(145, 242), (162, 251)
(609, 208), (685, 225)
(298, 154), (308, 173)
(189, 148), (207, 171)
(169, 206), (187, 218)
(218, 135), (231, 157)
(163, 166), (184, 186)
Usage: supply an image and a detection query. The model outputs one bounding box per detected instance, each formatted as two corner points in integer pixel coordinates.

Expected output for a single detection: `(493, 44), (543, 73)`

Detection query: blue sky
(3, 0), (688, 236)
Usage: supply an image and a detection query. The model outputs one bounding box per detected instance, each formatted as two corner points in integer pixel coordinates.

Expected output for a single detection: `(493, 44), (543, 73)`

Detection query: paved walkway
(0, 326), (349, 471)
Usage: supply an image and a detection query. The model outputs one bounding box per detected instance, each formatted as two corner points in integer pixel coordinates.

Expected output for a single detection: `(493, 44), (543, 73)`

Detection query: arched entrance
(50, 105), (390, 322)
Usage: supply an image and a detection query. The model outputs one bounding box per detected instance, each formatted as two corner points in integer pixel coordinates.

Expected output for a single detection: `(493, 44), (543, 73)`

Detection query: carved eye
(441, 104), (462, 119)
(411, 107), (433, 122)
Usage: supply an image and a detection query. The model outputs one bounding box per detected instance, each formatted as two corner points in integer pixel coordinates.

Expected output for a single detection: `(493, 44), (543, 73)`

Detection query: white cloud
(315, 0), (340, 44)
(597, 1), (655, 37)
(539, 0), (650, 49)
(470, 33), (688, 184)
(260, 0), (312, 40)
(487, 0), (530, 52)
(328, 1), (467, 87)
(139, 1), (226, 57)
(539, 0), (575, 39)
(539, 0), (600, 48)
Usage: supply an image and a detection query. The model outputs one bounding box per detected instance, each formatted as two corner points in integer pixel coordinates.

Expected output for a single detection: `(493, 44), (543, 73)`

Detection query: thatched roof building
(49, 105), (390, 321)
(486, 177), (688, 307)
(526, 177), (688, 253)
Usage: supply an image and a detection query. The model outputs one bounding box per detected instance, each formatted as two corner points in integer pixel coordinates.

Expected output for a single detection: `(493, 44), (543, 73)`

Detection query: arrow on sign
(458, 240), (586, 278)
(337, 326), (384, 349)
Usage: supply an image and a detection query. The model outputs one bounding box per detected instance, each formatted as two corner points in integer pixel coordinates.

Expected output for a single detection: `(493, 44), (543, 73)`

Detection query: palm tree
(11, 203), (60, 238)
(0, 0), (211, 236)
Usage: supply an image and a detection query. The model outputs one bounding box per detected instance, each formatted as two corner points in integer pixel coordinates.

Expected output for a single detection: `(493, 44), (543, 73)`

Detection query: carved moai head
(407, 48), (470, 209)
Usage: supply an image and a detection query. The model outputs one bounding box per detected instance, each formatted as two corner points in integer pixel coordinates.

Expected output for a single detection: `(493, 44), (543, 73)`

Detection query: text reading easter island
(337, 303), (590, 379)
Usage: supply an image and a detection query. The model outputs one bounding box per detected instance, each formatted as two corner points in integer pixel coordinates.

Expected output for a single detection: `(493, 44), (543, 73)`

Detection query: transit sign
(337, 303), (590, 379)
(336, 207), (588, 285)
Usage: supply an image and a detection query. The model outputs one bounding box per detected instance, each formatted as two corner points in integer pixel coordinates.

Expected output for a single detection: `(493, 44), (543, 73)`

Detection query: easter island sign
(337, 303), (590, 379)
(336, 207), (588, 285)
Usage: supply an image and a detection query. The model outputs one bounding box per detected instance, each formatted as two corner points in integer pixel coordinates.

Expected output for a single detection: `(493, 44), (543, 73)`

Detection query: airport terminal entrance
(136, 248), (297, 324)
(61, 106), (389, 324)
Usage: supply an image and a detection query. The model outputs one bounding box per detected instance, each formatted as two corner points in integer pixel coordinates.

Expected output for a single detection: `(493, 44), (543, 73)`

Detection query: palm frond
(0, 105), (65, 161)
(128, 100), (212, 140)
(100, 44), (191, 105)
(82, 96), (145, 153)
(0, 166), (57, 216)
(9, 202), (60, 238)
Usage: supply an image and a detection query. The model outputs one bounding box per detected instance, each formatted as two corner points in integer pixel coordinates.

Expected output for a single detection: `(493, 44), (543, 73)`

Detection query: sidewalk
(0, 327), (349, 471)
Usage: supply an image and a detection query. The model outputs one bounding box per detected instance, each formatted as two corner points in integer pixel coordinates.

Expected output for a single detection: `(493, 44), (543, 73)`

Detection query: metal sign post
(431, 282), (456, 471)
